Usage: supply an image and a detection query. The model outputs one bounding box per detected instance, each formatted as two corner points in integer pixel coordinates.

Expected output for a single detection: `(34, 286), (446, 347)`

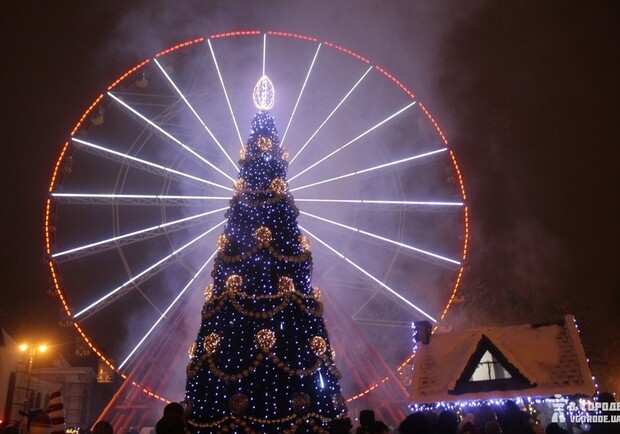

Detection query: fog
(14, 0), (616, 420)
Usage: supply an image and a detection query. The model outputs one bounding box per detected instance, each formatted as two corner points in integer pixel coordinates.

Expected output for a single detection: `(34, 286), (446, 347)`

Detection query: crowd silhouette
(326, 399), (619, 434)
(3, 397), (617, 434)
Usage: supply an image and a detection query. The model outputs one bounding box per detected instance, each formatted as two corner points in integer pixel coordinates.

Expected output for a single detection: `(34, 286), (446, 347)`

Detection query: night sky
(1, 1), (619, 393)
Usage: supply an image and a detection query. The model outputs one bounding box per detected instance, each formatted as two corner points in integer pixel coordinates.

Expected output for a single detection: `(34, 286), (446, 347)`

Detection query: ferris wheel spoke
(300, 211), (461, 267)
(71, 137), (232, 192)
(153, 58), (239, 173)
(107, 92), (235, 182)
(51, 193), (230, 206)
(118, 248), (218, 370)
(51, 208), (227, 262)
(295, 198), (463, 211)
(289, 65), (373, 165)
(289, 101), (417, 182)
(207, 39), (244, 147)
(299, 225), (437, 323)
(280, 43), (322, 148)
(262, 33), (267, 76)
(73, 220), (226, 320)
(290, 148), (447, 192)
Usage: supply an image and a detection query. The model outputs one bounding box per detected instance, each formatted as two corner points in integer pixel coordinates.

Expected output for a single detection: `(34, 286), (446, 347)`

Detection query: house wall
(0, 329), (96, 428)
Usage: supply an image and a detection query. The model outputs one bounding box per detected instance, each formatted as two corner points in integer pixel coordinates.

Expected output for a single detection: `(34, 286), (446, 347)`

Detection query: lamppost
(19, 343), (48, 411)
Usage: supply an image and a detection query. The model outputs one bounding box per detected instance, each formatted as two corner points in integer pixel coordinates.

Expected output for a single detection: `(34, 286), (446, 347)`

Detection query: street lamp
(19, 343), (48, 411)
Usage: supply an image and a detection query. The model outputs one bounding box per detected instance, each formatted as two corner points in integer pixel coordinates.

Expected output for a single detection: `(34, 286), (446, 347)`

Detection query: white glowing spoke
(108, 92), (235, 182)
(295, 198), (463, 207)
(71, 138), (232, 192)
(153, 59), (238, 172)
(51, 207), (227, 258)
(300, 211), (461, 266)
(299, 225), (437, 323)
(290, 66), (373, 165)
(52, 193), (230, 202)
(74, 220), (226, 319)
(280, 43), (321, 148)
(289, 101), (417, 182)
(262, 33), (266, 76)
(208, 39), (244, 146)
(291, 148), (446, 192)
(118, 248), (218, 369)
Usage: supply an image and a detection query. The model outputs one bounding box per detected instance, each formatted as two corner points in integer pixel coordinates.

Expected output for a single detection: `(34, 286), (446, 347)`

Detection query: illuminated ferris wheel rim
(44, 30), (470, 403)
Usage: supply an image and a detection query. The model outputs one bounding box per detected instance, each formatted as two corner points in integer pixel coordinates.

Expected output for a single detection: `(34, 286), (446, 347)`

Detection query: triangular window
(449, 335), (534, 395)
(469, 350), (512, 381)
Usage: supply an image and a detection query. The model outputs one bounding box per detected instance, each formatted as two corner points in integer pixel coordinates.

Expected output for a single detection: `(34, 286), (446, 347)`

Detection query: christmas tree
(185, 76), (347, 434)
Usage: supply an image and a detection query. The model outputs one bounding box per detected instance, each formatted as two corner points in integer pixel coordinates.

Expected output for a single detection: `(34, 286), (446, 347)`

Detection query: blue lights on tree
(185, 98), (347, 433)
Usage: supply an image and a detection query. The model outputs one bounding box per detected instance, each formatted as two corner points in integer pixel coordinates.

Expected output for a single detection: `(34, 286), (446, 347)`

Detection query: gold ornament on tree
(254, 226), (272, 244)
(310, 336), (327, 356)
(255, 329), (276, 352)
(271, 177), (288, 195)
(217, 234), (229, 251)
(233, 179), (246, 196)
(278, 276), (295, 293)
(203, 333), (221, 355)
(188, 342), (197, 359)
(312, 286), (321, 301)
(204, 284), (214, 302)
(257, 136), (273, 152)
(282, 148), (289, 162)
(298, 235), (310, 251)
(291, 393), (311, 414)
(239, 145), (247, 160)
(225, 275), (243, 292)
(229, 393), (249, 416)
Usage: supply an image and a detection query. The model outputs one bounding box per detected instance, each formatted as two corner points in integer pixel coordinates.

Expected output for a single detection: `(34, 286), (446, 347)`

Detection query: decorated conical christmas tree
(185, 76), (347, 434)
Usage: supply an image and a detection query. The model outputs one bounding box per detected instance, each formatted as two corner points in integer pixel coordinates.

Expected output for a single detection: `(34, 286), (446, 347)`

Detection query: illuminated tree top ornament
(253, 75), (275, 110)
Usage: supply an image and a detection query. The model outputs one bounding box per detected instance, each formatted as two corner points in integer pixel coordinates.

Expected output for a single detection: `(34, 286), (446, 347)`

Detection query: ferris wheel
(45, 31), (468, 404)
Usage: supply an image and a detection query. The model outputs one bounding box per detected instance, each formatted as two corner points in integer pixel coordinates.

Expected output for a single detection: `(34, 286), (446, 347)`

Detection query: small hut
(409, 315), (597, 429)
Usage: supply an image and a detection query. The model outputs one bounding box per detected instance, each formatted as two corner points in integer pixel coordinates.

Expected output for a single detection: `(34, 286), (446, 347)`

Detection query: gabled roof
(410, 315), (596, 404)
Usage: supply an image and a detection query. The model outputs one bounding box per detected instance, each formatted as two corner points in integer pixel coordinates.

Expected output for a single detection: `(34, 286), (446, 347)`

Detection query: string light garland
(187, 340), (340, 381)
(216, 239), (311, 264)
(409, 395), (598, 428)
(200, 289), (324, 321)
(187, 413), (333, 434)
